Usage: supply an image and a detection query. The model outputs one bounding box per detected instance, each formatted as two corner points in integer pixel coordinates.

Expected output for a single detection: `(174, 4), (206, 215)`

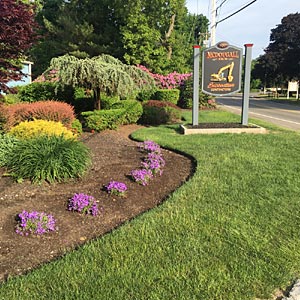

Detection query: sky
(186, 0), (300, 58)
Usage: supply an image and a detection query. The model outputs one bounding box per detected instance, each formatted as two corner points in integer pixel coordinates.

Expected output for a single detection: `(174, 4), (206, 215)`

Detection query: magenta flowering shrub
(15, 210), (56, 236)
(68, 193), (99, 216)
(137, 65), (192, 90)
(130, 169), (153, 186)
(106, 181), (127, 197)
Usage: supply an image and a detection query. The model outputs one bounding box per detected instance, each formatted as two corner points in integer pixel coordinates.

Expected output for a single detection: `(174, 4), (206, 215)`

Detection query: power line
(216, 0), (258, 26)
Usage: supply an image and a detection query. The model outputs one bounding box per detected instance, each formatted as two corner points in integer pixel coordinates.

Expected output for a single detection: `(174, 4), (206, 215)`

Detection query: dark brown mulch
(0, 124), (194, 282)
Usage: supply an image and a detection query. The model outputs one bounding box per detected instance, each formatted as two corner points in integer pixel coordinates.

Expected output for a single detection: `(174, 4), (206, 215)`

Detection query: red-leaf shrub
(1, 101), (75, 131)
(144, 100), (180, 109)
(140, 100), (181, 125)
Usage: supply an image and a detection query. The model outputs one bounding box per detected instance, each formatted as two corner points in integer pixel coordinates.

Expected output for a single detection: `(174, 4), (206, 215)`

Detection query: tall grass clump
(6, 135), (91, 183)
(0, 134), (19, 167)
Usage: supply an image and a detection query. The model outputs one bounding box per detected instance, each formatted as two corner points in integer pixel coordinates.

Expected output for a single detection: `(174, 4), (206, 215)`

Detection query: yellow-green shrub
(9, 119), (75, 140)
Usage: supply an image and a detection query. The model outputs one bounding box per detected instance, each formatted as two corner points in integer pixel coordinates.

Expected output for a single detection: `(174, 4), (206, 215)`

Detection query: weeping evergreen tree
(50, 54), (155, 110)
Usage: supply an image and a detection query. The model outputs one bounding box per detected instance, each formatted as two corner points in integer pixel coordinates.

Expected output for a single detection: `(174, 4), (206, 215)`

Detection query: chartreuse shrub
(154, 89), (180, 105)
(140, 100), (181, 125)
(9, 119), (75, 140)
(0, 134), (19, 167)
(6, 135), (91, 183)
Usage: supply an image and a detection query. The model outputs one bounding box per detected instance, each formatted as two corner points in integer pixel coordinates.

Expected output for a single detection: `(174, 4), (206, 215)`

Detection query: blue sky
(186, 0), (300, 58)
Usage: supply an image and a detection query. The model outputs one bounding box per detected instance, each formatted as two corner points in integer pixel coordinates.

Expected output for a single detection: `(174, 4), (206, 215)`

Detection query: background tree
(0, 0), (37, 93)
(252, 13), (300, 87)
(30, 0), (209, 77)
(50, 54), (155, 110)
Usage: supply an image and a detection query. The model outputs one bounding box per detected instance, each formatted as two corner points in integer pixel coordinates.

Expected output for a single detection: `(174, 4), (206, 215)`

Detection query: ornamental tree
(50, 54), (155, 110)
(0, 0), (38, 93)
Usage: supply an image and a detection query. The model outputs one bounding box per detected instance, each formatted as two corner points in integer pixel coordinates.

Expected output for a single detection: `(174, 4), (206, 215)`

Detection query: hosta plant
(68, 193), (99, 216)
(15, 210), (57, 236)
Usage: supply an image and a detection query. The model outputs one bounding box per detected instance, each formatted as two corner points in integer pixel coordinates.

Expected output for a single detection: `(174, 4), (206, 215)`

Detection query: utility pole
(211, 0), (216, 46)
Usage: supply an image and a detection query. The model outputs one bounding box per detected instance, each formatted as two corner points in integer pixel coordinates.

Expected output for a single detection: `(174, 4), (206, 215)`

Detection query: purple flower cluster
(131, 140), (165, 185)
(15, 210), (56, 236)
(138, 140), (161, 154)
(142, 152), (165, 176)
(68, 193), (99, 216)
(137, 65), (192, 89)
(130, 169), (153, 186)
(106, 181), (127, 197)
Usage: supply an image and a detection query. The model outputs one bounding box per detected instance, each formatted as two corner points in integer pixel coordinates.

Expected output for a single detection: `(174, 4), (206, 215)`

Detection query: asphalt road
(216, 95), (300, 131)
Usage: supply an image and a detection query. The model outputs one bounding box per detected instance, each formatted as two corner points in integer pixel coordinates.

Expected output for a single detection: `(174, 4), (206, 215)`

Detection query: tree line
(252, 13), (300, 89)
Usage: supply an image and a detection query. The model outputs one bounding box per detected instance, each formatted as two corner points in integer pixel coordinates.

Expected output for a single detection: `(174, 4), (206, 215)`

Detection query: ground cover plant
(0, 112), (299, 299)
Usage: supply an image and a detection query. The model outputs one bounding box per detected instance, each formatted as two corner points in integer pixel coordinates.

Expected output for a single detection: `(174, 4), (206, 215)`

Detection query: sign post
(192, 45), (200, 126)
(241, 44), (253, 126)
(202, 41), (242, 96)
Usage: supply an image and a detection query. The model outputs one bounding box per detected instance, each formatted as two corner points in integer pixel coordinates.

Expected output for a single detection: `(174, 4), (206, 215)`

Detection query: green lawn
(1, 110), (300, 300)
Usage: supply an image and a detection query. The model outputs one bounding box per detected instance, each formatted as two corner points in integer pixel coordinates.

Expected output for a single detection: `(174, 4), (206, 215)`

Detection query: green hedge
(111, 100), (143, 124)
(154, 89), (180, 105)
(81, 109), (125, 131)
(18, 82), (74, 103)
(81, 100), (143, 131)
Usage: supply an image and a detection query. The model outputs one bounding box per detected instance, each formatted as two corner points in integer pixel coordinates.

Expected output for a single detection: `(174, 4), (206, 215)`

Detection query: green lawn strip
(1, 111), (300, 300)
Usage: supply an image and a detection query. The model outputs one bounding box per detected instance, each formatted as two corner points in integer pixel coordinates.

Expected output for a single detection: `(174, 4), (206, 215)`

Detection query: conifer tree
(50, 54), (155, 110)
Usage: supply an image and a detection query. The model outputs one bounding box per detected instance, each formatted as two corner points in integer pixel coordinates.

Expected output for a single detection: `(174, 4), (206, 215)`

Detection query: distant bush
(1, 101), (75, 131)
(6, 135), (91, 183)
(18, 82), (74, 103)
(0, 134), (19, 167)
(140, 100), (181, 125)
(178, 77), (215, 109)
(154, 89), (180, 105)
(71, 119), (83, 135)
(9, 119), (75, 140)
(0, 93), (20, 105)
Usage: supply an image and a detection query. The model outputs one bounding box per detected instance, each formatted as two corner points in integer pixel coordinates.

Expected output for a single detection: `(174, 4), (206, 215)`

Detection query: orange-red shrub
(1, 100), (75, 131)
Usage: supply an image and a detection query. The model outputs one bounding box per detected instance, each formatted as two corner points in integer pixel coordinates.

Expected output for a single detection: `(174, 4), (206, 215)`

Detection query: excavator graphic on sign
(210, 62), (234, 82)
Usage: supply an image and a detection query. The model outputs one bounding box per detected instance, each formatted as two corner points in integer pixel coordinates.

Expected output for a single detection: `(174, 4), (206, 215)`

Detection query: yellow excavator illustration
(210, 62), (234, 82)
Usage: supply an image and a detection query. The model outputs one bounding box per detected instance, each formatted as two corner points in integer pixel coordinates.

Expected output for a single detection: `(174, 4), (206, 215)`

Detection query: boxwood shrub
(82, 100), (143, 131)
(111, 100), (143, 124)
(154, 89), (180, 105)
(81, 109), (125, 131)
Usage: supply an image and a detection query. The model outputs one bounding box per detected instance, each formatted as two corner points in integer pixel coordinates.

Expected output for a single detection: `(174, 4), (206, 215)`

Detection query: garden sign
(202, 41), (242, 96)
